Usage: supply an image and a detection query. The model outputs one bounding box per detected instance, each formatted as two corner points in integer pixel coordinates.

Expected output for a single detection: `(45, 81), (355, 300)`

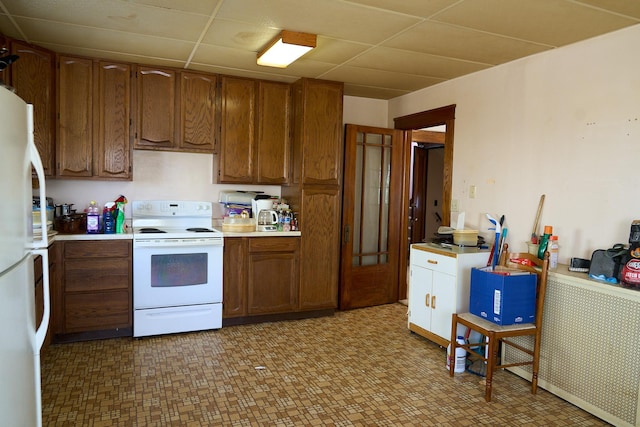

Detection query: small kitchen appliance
(131, 200), (224, 338)
(257, 209), (278, 231)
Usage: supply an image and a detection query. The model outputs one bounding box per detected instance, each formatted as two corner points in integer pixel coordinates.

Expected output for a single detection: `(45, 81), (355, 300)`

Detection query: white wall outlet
(469, 185), (477, 199)
(451, 199), (459, 211)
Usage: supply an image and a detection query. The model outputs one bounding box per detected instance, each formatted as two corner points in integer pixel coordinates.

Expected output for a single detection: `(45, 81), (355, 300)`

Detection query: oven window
(151, 253), (208, 287)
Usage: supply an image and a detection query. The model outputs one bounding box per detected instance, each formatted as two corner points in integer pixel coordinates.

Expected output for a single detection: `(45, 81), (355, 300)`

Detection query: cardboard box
(469, 267), (537, 325)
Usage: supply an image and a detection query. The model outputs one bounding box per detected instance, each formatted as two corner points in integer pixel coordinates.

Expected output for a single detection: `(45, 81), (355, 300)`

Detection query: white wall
(343, 96), (388, 127)
(388, 24), (640, 262)
(45, 150), (281, 220)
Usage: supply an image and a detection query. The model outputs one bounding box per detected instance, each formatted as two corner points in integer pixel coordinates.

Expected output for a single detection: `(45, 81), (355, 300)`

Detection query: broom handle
(531, 195), (545, 239)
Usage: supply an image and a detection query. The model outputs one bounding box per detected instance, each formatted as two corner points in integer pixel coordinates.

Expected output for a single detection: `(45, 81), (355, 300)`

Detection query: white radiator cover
(504, 267), (640, 426)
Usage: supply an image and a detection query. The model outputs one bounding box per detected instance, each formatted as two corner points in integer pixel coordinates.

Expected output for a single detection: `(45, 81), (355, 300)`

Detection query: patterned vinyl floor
(41, 303), (609, 426)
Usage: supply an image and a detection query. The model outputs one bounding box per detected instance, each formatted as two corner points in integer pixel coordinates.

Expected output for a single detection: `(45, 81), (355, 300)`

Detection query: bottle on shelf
(86, 201), (100, 234)
(103, 206), (115, 234)
(548, 235), (559, 269)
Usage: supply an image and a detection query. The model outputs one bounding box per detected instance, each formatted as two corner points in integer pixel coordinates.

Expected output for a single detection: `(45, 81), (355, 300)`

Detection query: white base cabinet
(408, 243), (489, 347)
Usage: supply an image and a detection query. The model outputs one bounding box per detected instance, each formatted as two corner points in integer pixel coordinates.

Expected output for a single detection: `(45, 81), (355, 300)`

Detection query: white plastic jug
(446, 336), (467, 373)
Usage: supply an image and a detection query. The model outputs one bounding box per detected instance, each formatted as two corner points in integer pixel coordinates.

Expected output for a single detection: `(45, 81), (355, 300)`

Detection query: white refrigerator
(0, 87), (50, 426)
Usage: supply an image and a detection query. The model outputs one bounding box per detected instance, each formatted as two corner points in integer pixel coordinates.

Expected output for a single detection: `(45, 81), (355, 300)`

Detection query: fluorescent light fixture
(257, 30), (316, 68)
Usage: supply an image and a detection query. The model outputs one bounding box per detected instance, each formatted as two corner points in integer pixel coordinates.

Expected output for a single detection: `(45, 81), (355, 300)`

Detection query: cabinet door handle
(425, 293), (430, 307)
(431, 295), (436, 309)
(427, 259), (438, 264)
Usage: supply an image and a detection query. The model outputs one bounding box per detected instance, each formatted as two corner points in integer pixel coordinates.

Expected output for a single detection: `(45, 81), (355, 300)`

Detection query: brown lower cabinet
(223, 236), (333, 325)
(53, 240), (132, 342)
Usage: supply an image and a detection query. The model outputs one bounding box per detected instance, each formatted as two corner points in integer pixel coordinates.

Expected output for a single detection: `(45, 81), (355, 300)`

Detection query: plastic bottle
(446, 336), (467, 373)
(283, 210), (291, 232)
(103, 207), (115, 234)
(277, 211), (284, 231)
(86, 201), (100, 234)
(548, 235), (559, 269)
(537, 225), (553, 259)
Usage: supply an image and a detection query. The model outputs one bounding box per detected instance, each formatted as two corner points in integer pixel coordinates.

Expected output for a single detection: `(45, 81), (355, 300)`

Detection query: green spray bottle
(537, 225), (553, 259)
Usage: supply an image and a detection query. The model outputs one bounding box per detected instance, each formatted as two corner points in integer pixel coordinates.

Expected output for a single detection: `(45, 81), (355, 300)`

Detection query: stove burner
(186, 227), (214, 232)
(139, 228), (166, 233)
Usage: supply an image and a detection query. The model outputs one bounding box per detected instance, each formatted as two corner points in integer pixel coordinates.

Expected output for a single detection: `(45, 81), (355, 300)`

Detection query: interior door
(339, 124), (404, 310)
(409, 144), (428, 244)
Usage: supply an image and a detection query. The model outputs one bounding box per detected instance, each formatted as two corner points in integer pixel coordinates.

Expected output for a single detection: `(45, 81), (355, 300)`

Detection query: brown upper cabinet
(178, 71), (217, 152)
(57, 55), (132, 180)
(134, 66), (217, 153)
(218, 76), (256, 182)
(256, 80), (291, 185)
(135, 66), (176, 150)
(9, 39), (56, 177)
(218, 76), (291, 184)
(291, 78), (344, 186)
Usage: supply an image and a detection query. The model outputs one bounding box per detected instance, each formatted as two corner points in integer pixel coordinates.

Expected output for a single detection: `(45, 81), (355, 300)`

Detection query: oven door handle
(134, 239), (223, 248)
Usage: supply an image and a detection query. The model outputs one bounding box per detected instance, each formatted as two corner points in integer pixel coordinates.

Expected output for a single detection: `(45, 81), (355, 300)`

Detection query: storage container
(469, 266), (537, 325)
(453, 229), (478, 246)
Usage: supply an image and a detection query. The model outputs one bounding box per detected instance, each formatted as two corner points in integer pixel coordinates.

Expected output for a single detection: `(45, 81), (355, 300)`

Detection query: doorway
(395, 105), (456, 301)
(337, 105), (456, 308)
(409, 129), (445, 246)
(339, 125), (404, 310)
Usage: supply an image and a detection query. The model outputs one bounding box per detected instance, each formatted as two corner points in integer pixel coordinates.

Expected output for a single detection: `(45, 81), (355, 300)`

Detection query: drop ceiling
(1, 0), (639, 100)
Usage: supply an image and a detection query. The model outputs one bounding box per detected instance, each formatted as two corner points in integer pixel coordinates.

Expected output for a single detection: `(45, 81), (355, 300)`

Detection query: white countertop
(45, 230), (300, 241)
(221, 231), (301, 237)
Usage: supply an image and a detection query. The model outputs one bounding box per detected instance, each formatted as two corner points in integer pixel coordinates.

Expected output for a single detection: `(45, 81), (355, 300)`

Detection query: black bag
(588, 244), (627, 282)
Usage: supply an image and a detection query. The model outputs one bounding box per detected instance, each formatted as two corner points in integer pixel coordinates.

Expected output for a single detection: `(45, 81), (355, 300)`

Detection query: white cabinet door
(408, 264), (433, 331)
(430, 270), (456, 340)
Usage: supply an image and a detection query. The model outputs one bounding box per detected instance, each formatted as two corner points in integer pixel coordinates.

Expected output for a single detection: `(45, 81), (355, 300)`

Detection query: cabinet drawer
(63, 240), (131, 258)
(65, 258), (130, 292)
(410, 249), (456, 274)
(64, 290), (130, 332)
(249, 237), (299, 253)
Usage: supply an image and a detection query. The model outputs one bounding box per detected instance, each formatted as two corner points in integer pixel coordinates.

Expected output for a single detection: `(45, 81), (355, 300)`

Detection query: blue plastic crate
(469, 267), (537, 325)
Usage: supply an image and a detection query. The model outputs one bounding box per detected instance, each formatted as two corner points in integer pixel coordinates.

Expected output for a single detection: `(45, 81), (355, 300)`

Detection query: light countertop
(45, 230), (300, 241)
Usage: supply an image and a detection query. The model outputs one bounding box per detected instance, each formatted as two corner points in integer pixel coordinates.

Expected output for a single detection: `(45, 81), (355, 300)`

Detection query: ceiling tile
(1, 0), (210, 41)
(14, 18), (195, 61)
(321, 65), (444, 92)
(201, 18), (274, 50)
(36, 42), (186, 68)
(126, 0), (223, 15)
(343, 83), (410, 99)
(216, 0), (422, 44)
(301, 37), (372, 65)
(343, 0), (460, 18)
(349, 46), (489, 79)
(432, 0), (639, 46)
(574, 0), (640, 19)
(384, 21), (551, 65)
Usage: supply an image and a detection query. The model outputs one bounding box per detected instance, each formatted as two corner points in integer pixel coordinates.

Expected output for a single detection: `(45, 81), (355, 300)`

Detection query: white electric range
(131, 200), (224, 337)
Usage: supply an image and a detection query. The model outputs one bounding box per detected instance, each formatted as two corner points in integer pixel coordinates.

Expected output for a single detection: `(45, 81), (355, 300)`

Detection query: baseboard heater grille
(503, 272), (640, 427)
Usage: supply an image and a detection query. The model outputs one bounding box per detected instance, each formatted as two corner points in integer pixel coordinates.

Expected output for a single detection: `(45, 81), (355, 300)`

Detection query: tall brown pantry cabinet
(283, 78), (344, 311)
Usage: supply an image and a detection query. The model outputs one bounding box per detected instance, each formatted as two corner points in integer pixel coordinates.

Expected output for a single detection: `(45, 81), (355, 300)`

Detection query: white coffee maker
(251, 199), (275, 230)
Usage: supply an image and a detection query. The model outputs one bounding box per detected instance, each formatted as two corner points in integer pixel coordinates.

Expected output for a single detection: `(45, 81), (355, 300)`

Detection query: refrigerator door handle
(27, 104), (48, 250)
(32, 248), (50, 354)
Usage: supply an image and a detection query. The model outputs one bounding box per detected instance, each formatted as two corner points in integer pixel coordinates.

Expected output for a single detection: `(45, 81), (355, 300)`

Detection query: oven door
(133, 239), (222, 309)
